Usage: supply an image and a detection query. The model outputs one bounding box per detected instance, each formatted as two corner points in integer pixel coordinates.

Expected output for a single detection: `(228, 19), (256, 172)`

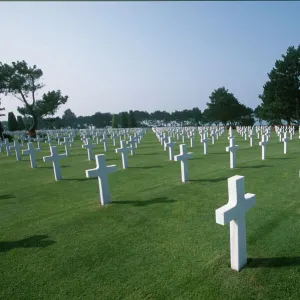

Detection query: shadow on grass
(136, 152), (161, 156)
(114, 197), (176, 206)
(129, 166), (163, 169)
(0, 235), (56, 253)
(0, 194), (16, 200)
(39, 165), (71, 169)
(269, 157), (292, 160)
(62, 177), (97, 182)
(238, 164), (273, 169)
(190, 177), (227, 183)
(247, 257), (300, 268)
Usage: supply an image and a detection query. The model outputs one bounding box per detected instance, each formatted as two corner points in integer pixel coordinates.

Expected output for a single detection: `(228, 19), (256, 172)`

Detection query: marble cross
(22, 142), (41, 168)
(282, 132), (289, 154)
(202, 134), (210, 155)
(43, 146), (67, 181)
(226, 138), (239, 168)
(3, 139), (11, 156)
(85, 154), (117, 205)
(165, 137), (176, 161)
(60, 137), (72, 156)
(36, 135), (43, 150)
(101, 135), (109, 152)
(9, 140), (23, 161)
(115, 140), (130, 169)
(174, 144), (193, 182)
(216, 175), (256, 271)
(259, 134), (268, 160)
(127, 136), (136, 155)
(82, 138), (96, 161)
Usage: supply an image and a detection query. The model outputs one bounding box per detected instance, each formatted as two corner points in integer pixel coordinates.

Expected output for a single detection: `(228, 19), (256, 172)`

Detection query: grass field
(1, 130), (300, 300)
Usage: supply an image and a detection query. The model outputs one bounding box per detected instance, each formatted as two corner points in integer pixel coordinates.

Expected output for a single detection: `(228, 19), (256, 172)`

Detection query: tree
(111, 114), (118, 128)
(120, 112), (129, 128)
(128, 110), (137, 128)
(17, 115), (25, 130)
(0, 99), (5, 117)
(62, 108), (77, 127)
(0, 60), (68, 136)
(7, 112), (19, 131)
(254, 105), (264, 125)
(259, 45), (300, 125)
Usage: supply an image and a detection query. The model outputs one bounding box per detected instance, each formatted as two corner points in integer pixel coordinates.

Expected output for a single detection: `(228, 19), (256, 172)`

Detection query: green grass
(1, 131), (300, 300)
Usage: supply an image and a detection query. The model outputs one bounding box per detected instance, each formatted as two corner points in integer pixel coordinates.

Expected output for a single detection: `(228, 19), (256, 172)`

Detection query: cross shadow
(40, 165), (71, 169)
(136, 152), (161, 156)
(247, 257), (300, 268)
(0, 194), (16, 200)
(129, 166), (163, 169)
(113, 197), (176, 206)
(269, 157), (292, 160)
(62, 177), (97, 182)
(238, 165), (273, 169)
(189, 177), (227, 183)
(0, 235), (56, 253)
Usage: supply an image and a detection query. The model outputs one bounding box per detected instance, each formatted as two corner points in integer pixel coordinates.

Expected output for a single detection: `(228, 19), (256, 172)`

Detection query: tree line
(1, 44), (300, 134)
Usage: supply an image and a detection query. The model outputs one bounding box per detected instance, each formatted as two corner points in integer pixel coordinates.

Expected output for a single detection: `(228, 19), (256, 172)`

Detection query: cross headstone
(282, 132), (289, 154)
(60, 137), (73, 156)
(249, 130), (254, 147)
(82, 138), (96, 161)
(101, 135), (109, 152)
(43, 146), (67, 181)
(85, 154), (117, 205)
(202, 134), (210, 155)
(259, 134), (268, 160)
(165, 137), (176, 161)
(3, 139), (11, 156)
(36, 135), (43, 150)
(22, 142), (41, 168)
(9, 140), (23, 161)
(174, 144), (193, 182)
(127, 136), (136, 155)
(215, 175), (256, 271)
(226, 138), (239, 168)
(115, 140), (130, 169)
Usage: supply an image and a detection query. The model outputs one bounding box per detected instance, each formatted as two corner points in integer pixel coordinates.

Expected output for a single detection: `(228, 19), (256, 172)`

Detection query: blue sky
(0, 1), (299, 120)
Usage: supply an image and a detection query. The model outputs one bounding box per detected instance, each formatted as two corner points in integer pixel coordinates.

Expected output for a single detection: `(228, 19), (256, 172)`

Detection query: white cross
(215, 175), (256, 271)
(111, 133), (117, 146)
(56, 134), (61, 145)
(35, 135), (43, 150)
(226, 138), (239, 168)
(115, 140), (130, 169)
(259, 134), (268, 160)
(43, 146), (67, 181)
(174, 144), (193, 182)
(3, 139), (11, 156)
(22, 142), (41, 168)
(60, 137), (73, 156)
(85, 154), (117, 205)
(282, 132), (289, 154)
(82, 138), (96, 161)
(190, 135), (195, 148)
(249, 130), (254, 147)
(101, 135), (109, 152)
(211, 130), (216, 144)
(201, 134), (210, 155)
(45, 136), (54, 148)
(9, 140), (23, 161)
(127, 136), (136, 155)
(165, 137), (176, 161)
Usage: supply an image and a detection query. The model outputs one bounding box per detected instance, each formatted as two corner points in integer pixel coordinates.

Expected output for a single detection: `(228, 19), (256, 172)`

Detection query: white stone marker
(43, 146), (67, 181)
(3, 139), (11, 156)
(202, 134), (210, 155)
(36, 135), (43, 150)
(9, 140), (23, 161)
(127, 136), (136, 155)
(22, 142), (41, 168)
(60, 137), (72, 156)
(249, 130), (254, 147)
(215, 175), (256, 272)
(226, 138), (239, 169)
(282, 132), (289, 154)
(85, 154), (117, 205)
(166, 137), (176, 161)
(211, 130), (216, 144)
(115, 140), (130, 169)
(259, 134), (268, 160)
(82, 138), (96, 161)
(190, 136), (195, 148)
(101, 135), (109, 152)
(174, 144), (193, 182)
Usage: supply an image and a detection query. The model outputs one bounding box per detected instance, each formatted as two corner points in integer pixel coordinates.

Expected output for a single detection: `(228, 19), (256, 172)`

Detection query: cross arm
(215, 204), (237, 225)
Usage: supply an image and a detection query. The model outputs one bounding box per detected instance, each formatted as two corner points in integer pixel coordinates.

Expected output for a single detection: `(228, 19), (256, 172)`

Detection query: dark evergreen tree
(17, 116), (26, 130)
(7, 112), (19, 131)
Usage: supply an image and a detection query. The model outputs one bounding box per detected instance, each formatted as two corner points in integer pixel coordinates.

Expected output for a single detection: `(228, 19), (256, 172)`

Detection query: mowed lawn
(1, 130), (300, 300)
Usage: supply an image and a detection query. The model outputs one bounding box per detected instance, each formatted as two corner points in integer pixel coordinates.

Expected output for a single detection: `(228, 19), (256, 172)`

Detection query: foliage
(111, 114), (118, 128)
(259, 45), (300, 125)
(128, 110), (137, 128)
(7, 112), (19, 131)
(62, 109), (77, 128)
(0, 60), (68, 132)
(17, 115), (26, 130)
(120, 112), (129, 128)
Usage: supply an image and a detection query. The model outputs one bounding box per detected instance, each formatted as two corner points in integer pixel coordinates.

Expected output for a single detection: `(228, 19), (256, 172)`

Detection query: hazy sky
(0, 1), (299, 121)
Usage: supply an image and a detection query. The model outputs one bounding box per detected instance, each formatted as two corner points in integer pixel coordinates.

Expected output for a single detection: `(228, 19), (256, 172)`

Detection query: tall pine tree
(8, 112), (19, 131)
(128, 110), (137, 128)
(111, 114), (118, 128)
(17, 116), (26, 130)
